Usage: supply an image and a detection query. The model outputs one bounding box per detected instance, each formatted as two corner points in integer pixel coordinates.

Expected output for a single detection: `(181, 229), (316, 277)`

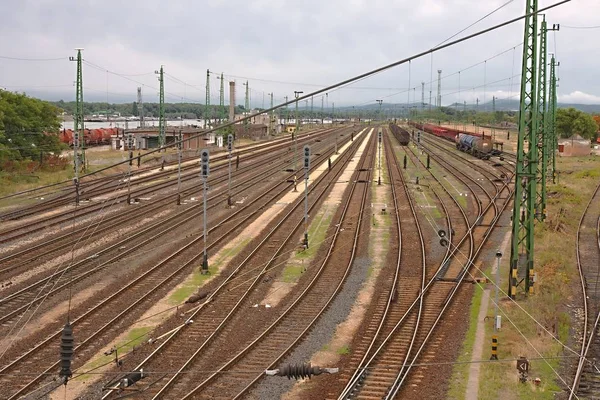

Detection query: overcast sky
(0, 0), (596, 108)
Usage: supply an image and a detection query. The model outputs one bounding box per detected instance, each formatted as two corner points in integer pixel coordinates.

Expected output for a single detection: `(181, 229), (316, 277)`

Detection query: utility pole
(155, 66), (165, 149)
(332, 102), (335, 124)
(429, 90), (432, 112)
(269, 92), (274, 135)
(376, 100), (383, 121)
(200, 149), (210, 274)
(294, 90), (304, 192)
(218, 73), (225, 126)
(437, 69), (442, 109)
(310, 96), (314, 126)
(127, 132), (134, 204)
(69, 48), (85, 205)
(205, 69), (210, 129)
(549, 55), (558, 184)
(244, 81), (250, 135)
(378, 129), (382, 185)
(492, 96), (496, 140)
(285, 95), (289, 123)
(137, 87), (144, 128)
(321, 96), (324, 124)
(509, 0), (539, 298)
(421, 82), (425, 114)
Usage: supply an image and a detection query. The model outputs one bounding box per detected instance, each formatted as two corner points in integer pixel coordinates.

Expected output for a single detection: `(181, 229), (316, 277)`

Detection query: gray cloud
(0, 0), (597, 107)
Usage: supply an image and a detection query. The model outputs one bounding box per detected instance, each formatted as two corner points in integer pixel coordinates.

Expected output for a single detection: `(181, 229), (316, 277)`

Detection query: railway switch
(59, 322), (74, 385)
(265, 363), (338, 380)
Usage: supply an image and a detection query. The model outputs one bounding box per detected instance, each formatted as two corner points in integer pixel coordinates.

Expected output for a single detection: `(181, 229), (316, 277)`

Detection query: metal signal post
(155, 66), (165, 149)
(70, 48), (85, 205)
(200, 149), (210, 274)
(303, 145), (311, 248)
(227, 134), (233, 207)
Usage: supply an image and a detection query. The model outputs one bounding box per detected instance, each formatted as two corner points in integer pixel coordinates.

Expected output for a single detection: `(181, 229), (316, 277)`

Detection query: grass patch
(337, 345), (351, 355)
(472, 155), (600, 399)
(169, 237), (251, 304)
(296, 211), (333, 261)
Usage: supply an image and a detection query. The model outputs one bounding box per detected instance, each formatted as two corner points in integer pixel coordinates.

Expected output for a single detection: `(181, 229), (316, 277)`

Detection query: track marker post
(200, 149), (210, 274)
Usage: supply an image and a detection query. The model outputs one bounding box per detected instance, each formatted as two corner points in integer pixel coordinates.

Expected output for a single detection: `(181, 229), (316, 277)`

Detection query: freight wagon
(455, 133), (493, 159)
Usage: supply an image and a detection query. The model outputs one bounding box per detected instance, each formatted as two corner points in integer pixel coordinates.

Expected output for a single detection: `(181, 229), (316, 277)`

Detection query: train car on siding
(455, 133), (493, 159)
(389, 123), (410, 145)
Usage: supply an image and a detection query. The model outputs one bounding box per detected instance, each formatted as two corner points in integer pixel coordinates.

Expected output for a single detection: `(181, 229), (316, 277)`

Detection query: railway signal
(303, 145), (310, 248)
(200, 149), (210, 274)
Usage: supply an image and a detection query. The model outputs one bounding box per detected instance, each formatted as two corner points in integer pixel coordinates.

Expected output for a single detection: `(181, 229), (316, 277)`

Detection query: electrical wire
(0, 55), (66, 61)
(561, 24), (600, 29)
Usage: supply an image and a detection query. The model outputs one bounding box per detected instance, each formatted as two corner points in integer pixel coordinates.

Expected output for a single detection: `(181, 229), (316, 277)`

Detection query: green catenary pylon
(205, 69), (210, 129)
(71, 48), (85, 175)
(535, 18), (548, 221)
(156, 66), (165, 149)
(549, 56), (558, 184)
(509, 0), (539, 298)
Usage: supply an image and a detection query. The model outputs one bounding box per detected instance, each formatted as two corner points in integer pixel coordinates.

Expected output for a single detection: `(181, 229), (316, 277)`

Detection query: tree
(132, 101), (139, 116)
(0, 90), (63, 161)
(556, 107), (599, 140)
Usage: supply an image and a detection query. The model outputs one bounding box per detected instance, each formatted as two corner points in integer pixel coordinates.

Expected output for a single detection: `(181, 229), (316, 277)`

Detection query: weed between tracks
(169, 237), (251, 304)
(449, 156), (600, 399)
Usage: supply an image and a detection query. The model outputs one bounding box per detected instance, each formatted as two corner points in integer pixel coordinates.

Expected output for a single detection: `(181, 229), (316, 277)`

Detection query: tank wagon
(455, 133), (493, 159)
(389, 123), (410, 145)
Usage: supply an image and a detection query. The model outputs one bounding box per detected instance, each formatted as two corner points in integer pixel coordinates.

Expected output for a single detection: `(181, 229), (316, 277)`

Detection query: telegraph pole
(437, 69), (442, 108)
(69, 48), (85, 205)
(155, 66), (165, 149)
(509, 0), (539, 298)
(244, 81), (250, 135)
(205, 69), (210, 129)
(200, 149), (210, 274)
(321, 96), (324, 124)
(303, 145), (311, 248)
(376, 100), (383, 121)
(218, 73), (225, 127)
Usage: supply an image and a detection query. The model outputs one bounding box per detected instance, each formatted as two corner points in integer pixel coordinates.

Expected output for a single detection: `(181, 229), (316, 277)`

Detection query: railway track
(569, 180), (600, 399)
(0, 127), (341, 244)
(0, 127), (349, 284)
(0, 132), (351, 330)
(97, 128), (375, 399)
(0, 130), (325, 222)
(0, 128), (360, 399)
(332, 128), (513, 399)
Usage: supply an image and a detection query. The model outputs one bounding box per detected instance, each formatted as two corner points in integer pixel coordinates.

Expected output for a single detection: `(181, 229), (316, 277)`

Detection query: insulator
(59, 322), (74, 384)
(276, 363), (322, 380)
(120, 369), (145, 388)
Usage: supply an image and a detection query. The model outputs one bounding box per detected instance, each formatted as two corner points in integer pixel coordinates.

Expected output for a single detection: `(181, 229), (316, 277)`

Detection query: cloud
(559, 91), (600, 105)
(0, 0), (598, 106)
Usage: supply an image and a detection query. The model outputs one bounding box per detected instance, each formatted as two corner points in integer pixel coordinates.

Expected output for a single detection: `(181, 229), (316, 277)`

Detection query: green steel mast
(535, 18), (548, 221)
(509, 0), (539, 298)
(71, 48), (85, 175)
(205, 69), (210, 129)
(549, 56), (558, 184)
(219, 73), (225, 124)
(156, 66), (165, 148)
